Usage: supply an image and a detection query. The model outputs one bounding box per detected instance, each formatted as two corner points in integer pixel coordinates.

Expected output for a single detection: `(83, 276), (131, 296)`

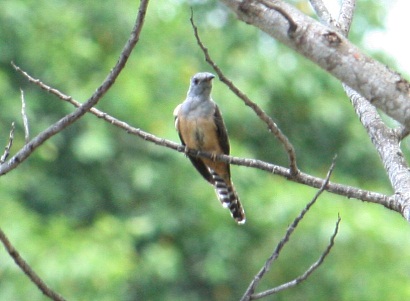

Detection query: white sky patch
(363, 0), (410, 74)
(321, 0), (341, 17)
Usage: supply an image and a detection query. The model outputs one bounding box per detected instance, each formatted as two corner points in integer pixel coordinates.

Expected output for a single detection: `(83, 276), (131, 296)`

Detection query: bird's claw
(184, 146), (190, 155)
(211, 152), (217, 162)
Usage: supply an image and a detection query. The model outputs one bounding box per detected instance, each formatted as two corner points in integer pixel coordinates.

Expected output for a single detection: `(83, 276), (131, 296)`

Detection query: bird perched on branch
(174, 72), (246, 224)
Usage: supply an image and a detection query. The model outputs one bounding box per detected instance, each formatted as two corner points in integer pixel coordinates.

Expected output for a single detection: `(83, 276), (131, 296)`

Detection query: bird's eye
(193, 78), (199, 85)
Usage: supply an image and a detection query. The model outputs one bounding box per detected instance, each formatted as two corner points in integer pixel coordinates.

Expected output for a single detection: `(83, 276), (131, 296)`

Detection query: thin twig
(190, 11), (299, 176)
(1, 0), (149, 177)
(252, 215), (341, 299)
(337, 0), (356, 36)
(0, 122), (15, 164)
(13, 66), (396, 210)
(308, 0), (337, 27)
(240, 156), (337, 301)
(0, 228), (67, 301)
(20, 89), (30, 144)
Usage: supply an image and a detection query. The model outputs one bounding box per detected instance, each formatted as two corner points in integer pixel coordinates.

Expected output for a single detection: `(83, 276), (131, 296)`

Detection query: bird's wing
(213, 104), (230, 155)
(212, 104), (231, 178)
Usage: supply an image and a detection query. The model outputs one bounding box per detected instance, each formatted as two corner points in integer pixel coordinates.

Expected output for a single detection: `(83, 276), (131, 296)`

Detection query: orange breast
(178, 115), (223, 154)
(178, 114), (230, 178)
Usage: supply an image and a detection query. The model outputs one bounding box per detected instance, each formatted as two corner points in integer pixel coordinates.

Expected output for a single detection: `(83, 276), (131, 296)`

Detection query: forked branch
(241, 158), (340, 300)
(251, 215), (340, 299)
(0, 123), (15, 164)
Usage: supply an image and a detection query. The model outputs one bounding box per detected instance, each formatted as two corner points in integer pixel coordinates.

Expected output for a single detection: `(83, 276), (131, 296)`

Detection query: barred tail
(211, 171), (246, 224)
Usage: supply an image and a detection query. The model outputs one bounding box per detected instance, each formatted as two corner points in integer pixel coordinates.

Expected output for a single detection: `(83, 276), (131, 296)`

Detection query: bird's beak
(206, 74), (215, 81)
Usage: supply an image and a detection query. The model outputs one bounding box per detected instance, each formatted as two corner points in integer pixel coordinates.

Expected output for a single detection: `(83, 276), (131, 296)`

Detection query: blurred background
(1, 0), (410, 300)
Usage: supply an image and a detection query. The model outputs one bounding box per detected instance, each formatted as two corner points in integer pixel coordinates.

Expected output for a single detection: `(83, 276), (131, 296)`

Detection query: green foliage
(1, 0), (409, 300)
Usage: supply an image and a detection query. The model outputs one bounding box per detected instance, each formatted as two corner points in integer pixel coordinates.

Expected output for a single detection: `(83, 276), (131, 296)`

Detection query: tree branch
(221, 0), (410, 128)
(345, 86), (410, 220)
(0, 123), (15, 164)
(308, 0), (336, 27)
(0, 0), (150, 176)
(20, 89), (30, 144)
(240, 158), (340, 300)
(337, 0), (356, 36)
(0, 228), (67, 301)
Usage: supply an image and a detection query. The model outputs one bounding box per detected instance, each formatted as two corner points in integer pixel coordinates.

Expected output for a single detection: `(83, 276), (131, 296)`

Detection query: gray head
(187, 72), (215, 98)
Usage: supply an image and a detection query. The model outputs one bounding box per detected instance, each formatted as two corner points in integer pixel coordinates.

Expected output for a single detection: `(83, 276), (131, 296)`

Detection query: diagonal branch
(308, 0), (337, 27)
(345, 86), (410, 220)
(0, 228), (67, 301)
(20, 89), (30, 144)
(0, 0), (150, 177)
(240, 158), (339, 300)
(0, 123), (15, 164)
(190, 11), (299, 176)
(337, 0), (356, 36)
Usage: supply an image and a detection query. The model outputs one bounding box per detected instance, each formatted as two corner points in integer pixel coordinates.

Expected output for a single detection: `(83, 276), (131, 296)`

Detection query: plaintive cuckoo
(174, 72), (246, 224)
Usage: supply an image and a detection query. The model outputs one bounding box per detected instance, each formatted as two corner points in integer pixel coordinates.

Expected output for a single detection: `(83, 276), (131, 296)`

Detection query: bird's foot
(210, 152), (217, 162)
(184, 146), (190, 155)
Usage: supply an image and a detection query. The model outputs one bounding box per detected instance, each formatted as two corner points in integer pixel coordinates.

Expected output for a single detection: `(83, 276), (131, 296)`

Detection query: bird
(173, 72), (246, 224)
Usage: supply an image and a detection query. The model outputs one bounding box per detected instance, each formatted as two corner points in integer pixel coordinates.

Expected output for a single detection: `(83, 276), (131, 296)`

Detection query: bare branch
(338, 0), (356, 36)
(0, 228), (67, 301)
(345, 86), (410, 220)
(309, 0), (336, 27)
(0, 123), (15, 164)
(240, 157), (337, 300)
(190, 10), (299, 176)
(252, 215), (341, 299)
(0, 0), (150, 177)
(20, 89), (30, 144)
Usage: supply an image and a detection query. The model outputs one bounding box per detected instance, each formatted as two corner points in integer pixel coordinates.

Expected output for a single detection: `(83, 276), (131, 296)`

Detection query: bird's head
(187, 72), (215, 98)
